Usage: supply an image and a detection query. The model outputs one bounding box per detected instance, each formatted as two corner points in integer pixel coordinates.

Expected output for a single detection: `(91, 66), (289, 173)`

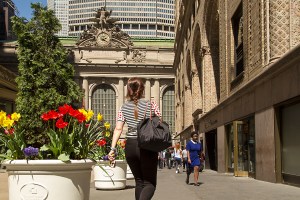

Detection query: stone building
(174, 0), (300, 186)
(0, 65), (17, 113)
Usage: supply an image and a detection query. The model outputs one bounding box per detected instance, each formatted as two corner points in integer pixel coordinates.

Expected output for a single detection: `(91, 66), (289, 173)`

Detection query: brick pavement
(1, 168), (300, 200)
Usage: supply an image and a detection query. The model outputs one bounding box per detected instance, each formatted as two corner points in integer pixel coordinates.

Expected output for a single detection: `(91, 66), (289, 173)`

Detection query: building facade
(49, 0), (175, 39)
(47, 0), (69, 37)
(0, 65), (17, 113)
(174, 0), (300, 186)
(0, 0), (16, 40)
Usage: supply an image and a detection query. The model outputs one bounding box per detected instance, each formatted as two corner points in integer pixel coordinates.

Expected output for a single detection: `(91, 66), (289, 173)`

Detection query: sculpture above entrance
(76, 7), (133, 48)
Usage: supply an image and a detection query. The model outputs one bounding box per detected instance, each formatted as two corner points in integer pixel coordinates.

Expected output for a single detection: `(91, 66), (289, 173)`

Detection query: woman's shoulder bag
(137, 101), (172, 152)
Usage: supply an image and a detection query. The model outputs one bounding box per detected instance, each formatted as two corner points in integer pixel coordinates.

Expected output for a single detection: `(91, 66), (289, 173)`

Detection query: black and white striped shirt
(117, 99), (161, 138)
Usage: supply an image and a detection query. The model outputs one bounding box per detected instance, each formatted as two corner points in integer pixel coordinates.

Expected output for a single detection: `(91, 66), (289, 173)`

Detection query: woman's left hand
(108, 150), (116, 161)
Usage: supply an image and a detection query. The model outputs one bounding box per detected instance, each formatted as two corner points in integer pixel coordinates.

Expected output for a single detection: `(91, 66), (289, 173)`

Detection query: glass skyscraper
(48, 0), (69, 37)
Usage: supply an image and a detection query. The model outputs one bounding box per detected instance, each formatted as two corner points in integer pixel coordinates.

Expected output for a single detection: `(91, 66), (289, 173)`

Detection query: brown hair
(126, 77), (145, 120)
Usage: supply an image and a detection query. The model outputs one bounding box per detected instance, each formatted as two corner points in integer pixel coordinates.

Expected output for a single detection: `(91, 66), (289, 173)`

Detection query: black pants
(125, 138), (158, 200)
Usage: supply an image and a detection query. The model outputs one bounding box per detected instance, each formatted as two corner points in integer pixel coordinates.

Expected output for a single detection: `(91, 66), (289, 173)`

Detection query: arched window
(91, 84), (116, 128)
(162, 86), (175, 134)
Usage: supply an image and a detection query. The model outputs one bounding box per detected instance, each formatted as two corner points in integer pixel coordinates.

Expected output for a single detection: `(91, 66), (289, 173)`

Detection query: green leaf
(40, 145), (50, 151)
(58, 153), (70, 162)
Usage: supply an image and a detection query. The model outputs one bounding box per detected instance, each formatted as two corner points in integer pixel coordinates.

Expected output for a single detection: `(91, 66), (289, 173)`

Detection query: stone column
(151, 79), (160, 104)
(201, 46), (217, 111)
(82, 77), (89, 109)
(269, 0), (290, 62)
(145, 79), (151, 100)
(191, 70), (202, 112)
(184, 84), (192, 128)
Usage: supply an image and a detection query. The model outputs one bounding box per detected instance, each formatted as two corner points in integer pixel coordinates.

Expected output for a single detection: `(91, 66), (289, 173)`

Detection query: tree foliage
(11, 3), (82, 147)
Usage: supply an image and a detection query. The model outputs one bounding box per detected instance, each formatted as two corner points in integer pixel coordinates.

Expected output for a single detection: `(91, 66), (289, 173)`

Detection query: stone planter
(126, 164), (134, 180)
(93, 160), (127, 190)
(3, 159), (95, 200)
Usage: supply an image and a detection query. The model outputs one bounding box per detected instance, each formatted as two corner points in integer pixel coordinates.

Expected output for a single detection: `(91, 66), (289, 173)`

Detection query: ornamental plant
(0, 111), (25, 160)
(0, 105), (113, 162)
(39, 104), (108, 161)
(90, 131), (126, 161)
(11, 3), (82, 148)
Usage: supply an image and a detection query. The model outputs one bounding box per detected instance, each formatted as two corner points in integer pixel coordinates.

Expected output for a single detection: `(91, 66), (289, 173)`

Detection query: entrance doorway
(205, 130), (217, 171)
(226, 117), (255, 177)
(233, 121), (249, 176)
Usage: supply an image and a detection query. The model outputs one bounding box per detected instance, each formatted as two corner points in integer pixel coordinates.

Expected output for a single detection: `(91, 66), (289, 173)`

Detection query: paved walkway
(1, 168), (300, 200)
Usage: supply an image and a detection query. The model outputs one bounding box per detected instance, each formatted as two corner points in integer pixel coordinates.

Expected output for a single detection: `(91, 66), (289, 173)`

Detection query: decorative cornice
(0, 65), (17, 83)
(76, 7), (133, 48)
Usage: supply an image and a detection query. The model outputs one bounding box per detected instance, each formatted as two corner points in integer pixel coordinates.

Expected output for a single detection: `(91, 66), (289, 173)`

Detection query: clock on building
(96, 32), (111, 47)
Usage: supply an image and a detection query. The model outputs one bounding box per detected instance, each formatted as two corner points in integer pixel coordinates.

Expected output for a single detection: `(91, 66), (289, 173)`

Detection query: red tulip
(55, 118), (68, 129)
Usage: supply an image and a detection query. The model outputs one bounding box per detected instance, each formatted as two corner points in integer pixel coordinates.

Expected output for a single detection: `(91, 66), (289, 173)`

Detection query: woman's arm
(187, 150), (191, 163)
(151, 100), (161, 118)
(108, 121), (124, 160)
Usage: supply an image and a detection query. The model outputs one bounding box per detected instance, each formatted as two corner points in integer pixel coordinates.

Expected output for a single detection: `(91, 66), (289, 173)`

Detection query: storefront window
(226, 124), (234, 172)
(247, 117), (255, 175)
(281, 102), (300, 178)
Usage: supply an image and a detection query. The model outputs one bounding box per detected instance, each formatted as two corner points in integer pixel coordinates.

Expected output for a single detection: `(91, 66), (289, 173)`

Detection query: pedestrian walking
(186, 131), (202, 186)
(158, 151), (164, 169)
(182, 146), (188, 171)
(109, 77), (162, 200)
(165, 149), (172, 169)
(174, 142), (182, 173)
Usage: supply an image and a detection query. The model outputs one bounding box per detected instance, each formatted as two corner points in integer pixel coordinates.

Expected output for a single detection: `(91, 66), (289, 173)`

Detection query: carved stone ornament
(184, 84), (191, 91)
(201, 46), (211, 56)
(129, 49), (146, 63)
(201, 46), (210, 57)
(76, 7), (133, 48)
(0, 65), (17, 83)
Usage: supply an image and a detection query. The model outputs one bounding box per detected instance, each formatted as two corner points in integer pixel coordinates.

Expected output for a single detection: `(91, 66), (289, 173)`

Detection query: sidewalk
(1, 168), (300, 200)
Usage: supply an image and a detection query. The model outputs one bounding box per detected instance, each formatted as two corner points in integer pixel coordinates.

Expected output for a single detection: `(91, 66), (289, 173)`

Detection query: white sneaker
(176, 170), (178, 173)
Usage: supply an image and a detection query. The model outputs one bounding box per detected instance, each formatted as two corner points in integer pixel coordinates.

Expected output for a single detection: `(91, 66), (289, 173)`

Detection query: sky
(14, 0), (47, 19)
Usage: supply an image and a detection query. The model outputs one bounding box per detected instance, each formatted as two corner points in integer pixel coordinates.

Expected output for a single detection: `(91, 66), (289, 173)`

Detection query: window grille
(91, 84), (116, 129)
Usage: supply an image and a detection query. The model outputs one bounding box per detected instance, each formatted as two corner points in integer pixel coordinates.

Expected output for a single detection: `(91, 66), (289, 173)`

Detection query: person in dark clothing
(164, 149), (172, 169)
(109, 77), (162, 200)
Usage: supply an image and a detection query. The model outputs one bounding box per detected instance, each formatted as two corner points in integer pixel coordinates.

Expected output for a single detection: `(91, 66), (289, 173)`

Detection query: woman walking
(109, 77), (162, 200)
(174, 142), (182, 173)
(186, 131), (202, 186)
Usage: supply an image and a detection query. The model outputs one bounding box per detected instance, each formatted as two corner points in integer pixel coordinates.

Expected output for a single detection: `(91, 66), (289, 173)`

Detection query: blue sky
(14, 0), (47, 19)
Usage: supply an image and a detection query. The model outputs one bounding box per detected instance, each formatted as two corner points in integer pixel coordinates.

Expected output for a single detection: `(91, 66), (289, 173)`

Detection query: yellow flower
(105, 131), (110, 137)
(11, 112), (21, 121)
(97, 113), (103, 121)
(79, 109), (94, 121)
(104, 122), (110, 130)
(86, 110), (94, 121)
(78, 108), (87, 116)
(0, 111), (7, 126)
(2, 119), (14, 129)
